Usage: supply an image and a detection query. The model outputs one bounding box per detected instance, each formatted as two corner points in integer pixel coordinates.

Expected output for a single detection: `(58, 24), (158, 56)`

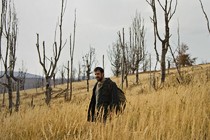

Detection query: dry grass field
(0, 64), (210, 140)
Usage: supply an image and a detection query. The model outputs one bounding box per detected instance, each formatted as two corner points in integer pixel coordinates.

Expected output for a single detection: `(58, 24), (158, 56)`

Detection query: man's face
(95, 70), (104, 82)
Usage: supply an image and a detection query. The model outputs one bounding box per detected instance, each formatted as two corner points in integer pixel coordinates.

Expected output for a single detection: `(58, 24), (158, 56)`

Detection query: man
(87, 67), (120, 123)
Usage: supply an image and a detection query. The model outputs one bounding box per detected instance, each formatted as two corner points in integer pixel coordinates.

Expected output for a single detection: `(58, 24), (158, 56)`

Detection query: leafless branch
(199, 0), (210, 34)
(157, 0), (165, 11)
(169, 0), (178, 21)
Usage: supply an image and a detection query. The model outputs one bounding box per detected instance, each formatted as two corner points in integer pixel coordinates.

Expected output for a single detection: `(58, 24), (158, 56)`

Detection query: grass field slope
(0, 64), (210, 140)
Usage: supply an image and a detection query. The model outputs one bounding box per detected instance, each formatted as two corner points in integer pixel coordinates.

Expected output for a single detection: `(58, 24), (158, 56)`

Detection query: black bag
(116, 88), (126, 111)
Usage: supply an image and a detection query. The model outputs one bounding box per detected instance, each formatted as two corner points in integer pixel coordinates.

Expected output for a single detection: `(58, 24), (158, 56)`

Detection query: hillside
(0, 64), (210, 140)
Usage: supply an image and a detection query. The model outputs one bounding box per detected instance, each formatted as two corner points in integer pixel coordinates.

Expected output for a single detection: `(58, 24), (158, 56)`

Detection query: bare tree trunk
(136, 65), (139, 84)
(86, 66), (90, 92)
(121, 57), (124, 89)
(78, 63), (81, 81)
(53, 73), (56, 88)
(119, 28), (125, 89)
(15, 80), (20, 112)
(0, 0), (6, 59)
(8, 77), (13, 114)
(42, 78), (44, 90)
(61, 70), (64, 84)
(167, 60), (170, 74)
(125, 64), (129, 87)
(65, 61), (70, 101)
(45, 78), (52, 105)
(125, 73), (128, 87)
(160, 48), (167, 83)
(69, 10), (76, 100)
(87, 79), (89, 92)
(149, 54), (152, 91)
(70, 60), (73, 100)
(169, 45), (183, 82)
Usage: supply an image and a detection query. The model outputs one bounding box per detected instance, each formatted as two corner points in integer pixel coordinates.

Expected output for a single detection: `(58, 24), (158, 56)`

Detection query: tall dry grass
(0, 65), (210, 140)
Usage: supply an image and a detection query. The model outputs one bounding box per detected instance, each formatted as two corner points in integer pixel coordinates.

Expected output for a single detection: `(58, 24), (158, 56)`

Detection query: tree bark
(66, 61), (70, 101)
(15, 80), (20, 112)
(53, 73), (56, 88)
(136, 66), (139, 84)
(86, 65), (90, 92)
(45, 78), (52, 105)
(8, 77), (13, 114)
(161, 47), (167, 83)
(70, 60), (73, 100)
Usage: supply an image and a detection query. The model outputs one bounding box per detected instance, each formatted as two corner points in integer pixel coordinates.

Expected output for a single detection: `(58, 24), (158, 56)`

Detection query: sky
(0, 0), (210, 77)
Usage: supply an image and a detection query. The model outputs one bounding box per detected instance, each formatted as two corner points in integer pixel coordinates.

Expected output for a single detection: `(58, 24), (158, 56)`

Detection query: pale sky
(1, 0), (210, 77)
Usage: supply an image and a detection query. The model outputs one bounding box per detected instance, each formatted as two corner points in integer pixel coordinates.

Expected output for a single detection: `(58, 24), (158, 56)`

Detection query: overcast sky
(1, 0), (210, 77)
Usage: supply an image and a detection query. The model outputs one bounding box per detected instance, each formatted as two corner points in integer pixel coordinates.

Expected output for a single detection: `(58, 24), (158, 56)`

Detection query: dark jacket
(87, 78), (120, 122)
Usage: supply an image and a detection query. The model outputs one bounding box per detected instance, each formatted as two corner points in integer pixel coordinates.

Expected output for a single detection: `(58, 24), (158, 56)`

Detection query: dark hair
(94, 67), (104, 73)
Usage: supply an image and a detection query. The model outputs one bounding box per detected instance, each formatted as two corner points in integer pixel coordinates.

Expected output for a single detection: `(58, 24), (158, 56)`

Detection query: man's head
(94, 67), (104, 82)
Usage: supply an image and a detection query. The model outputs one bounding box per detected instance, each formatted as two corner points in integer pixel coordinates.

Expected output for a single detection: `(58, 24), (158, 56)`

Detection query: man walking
(87, 67), (121, 123)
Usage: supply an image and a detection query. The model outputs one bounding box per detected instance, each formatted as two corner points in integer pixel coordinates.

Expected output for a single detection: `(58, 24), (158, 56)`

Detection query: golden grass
(0, 65), (210, 140)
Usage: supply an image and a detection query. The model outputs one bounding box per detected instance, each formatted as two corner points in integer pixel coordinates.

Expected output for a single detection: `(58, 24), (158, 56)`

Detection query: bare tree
(118, 28), (128, 89)
(13, 63), (27, 112)
(199, 0), (210, 34)
(167, 21), (183, 83)
(18, 61), (27, 90)
(142, 54), (150, 72)
(107, 41), (121, 77)
(146, 0), (178, 83)
(60, 66), (65, 84)
(69, 10), (77, 101)
(118, 28), (135, 88)
(0, 1), (18, 114)
(83, 47), (95, 92)
(77, 62), (81, 81)
(36, 0), (66, 105)
(64, 61), (70, 100)
(0, 0), (8, 59)
(53, 73), (56, 88)
(129, 13), (146, 84)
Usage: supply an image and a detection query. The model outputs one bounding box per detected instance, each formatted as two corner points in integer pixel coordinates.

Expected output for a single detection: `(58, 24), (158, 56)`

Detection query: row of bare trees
(108, 12), (147, 89)
(109, 0), (203, 88)
(82, 47), (96, 92)
(0, 0), (77, 110)
(36, 0), (77, 104)
(0, 0), (209, 112)
(146, 0), (208, 85)
(0, 0), (24, 114)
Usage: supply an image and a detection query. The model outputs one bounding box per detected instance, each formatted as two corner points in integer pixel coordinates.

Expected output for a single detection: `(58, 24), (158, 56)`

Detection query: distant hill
(0, 71), (42, 79)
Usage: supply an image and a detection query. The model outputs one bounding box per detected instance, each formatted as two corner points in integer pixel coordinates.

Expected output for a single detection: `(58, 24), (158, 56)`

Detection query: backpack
(116, 87), (126, 111)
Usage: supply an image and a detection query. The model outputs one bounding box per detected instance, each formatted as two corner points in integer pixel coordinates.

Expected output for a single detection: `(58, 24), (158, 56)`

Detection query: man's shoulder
(104, 78), (116, 86)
